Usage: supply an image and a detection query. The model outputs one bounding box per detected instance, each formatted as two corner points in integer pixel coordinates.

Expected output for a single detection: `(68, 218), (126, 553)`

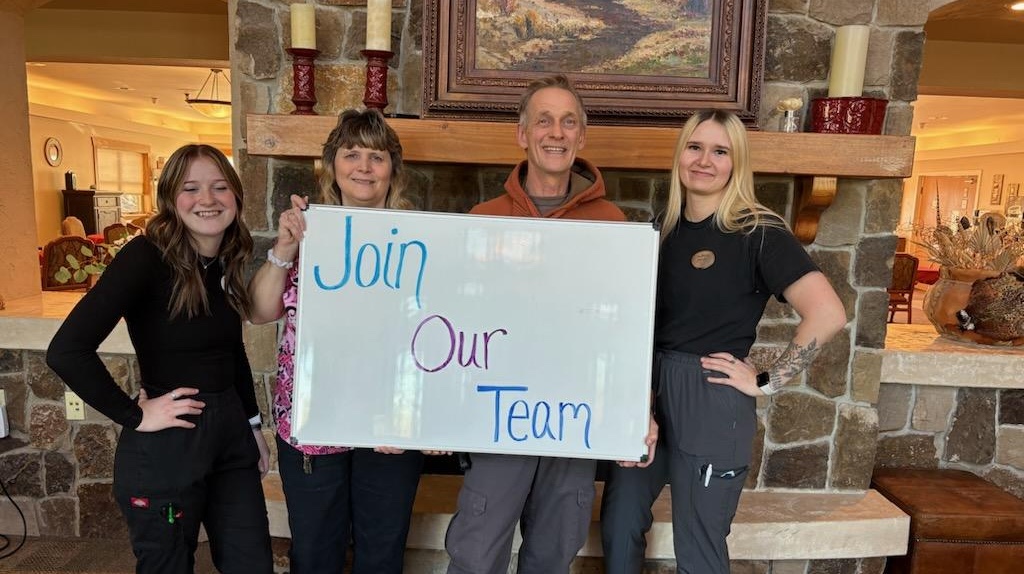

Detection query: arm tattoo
(766, 338), (821, 393)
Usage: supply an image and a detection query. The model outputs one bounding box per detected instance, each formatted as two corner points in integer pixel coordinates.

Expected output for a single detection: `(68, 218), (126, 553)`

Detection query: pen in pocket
(699, 463), (745, 487)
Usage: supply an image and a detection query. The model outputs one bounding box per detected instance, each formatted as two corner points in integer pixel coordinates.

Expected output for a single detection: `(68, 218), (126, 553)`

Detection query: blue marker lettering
(477, 385), (529, 442)
(313, 215), (427, 308)
(477, 385), (592, 448)
(508, 400), (530, 442)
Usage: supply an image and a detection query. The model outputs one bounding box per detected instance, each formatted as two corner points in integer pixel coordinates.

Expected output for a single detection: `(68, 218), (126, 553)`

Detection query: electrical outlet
(65, 391), (86, 421)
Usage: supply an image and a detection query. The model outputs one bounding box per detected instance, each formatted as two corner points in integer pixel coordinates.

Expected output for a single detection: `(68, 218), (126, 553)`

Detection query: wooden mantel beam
(245, 114), (917, 242)
(246, 115), (915, 178)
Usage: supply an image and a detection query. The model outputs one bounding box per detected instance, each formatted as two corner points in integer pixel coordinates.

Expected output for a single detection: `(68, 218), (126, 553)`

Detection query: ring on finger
(170, 392), (178, 400)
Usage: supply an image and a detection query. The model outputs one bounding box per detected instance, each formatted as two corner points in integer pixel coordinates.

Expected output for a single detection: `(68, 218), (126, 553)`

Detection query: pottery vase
(922, 267), (1000, 343)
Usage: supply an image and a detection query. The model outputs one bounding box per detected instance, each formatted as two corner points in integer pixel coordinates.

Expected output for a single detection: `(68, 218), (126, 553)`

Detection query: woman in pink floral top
(248, 109), (423, 574)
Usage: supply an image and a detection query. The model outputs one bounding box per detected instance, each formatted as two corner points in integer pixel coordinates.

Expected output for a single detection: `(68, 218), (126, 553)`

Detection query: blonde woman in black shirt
(47, 145), (272, 573)
(600, 111), (846, 574)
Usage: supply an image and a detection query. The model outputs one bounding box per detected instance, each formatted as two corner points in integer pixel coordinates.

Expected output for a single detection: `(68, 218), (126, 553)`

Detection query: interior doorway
(908, 173), (981, 261)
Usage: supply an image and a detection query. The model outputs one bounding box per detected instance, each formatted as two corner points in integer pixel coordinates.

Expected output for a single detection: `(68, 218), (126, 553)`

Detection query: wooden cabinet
(94, 194), (121, 232)
(62, 189), (122, 235)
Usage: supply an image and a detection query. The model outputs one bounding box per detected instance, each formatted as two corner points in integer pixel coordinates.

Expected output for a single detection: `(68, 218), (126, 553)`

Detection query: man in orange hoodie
(444, 75), (626, 574)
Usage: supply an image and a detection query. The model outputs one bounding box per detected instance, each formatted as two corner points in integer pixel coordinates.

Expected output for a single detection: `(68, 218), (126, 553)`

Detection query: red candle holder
(287, 47), (320, 115)
(811, 97), (888, 134)
(361, 49), (394, 111)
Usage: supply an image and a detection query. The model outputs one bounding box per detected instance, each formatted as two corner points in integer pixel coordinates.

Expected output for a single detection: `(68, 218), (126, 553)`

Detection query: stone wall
(877, 384), (1024, 499)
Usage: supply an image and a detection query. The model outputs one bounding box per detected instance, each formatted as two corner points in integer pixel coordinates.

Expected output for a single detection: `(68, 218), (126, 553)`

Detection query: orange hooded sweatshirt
(469, 158), (625, 221)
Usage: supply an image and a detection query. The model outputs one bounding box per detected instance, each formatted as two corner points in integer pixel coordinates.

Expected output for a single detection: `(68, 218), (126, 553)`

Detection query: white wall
(901, 152), (1024, 231)
(29, 114), (194, 245)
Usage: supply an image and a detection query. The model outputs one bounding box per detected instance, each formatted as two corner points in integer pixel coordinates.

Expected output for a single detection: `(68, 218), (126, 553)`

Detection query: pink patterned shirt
(273, 263), (350, 455)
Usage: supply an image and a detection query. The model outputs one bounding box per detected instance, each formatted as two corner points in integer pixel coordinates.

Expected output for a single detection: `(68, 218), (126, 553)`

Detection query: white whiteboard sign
(291, 205), (659, 461)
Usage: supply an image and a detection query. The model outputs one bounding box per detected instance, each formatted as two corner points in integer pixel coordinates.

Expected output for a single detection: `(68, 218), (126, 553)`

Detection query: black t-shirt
(654, 215), (819, 357)
(46, 235), (258, 430)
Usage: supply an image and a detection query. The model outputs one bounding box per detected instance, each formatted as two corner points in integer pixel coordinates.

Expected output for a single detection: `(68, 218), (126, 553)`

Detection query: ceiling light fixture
(185, 68), (231, 119)
(1012, 2), (1024, 11)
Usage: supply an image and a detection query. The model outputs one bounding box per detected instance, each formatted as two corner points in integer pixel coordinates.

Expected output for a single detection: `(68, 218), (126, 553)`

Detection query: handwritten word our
(313, 215), (427, 309)
(411, 314), (508, 372)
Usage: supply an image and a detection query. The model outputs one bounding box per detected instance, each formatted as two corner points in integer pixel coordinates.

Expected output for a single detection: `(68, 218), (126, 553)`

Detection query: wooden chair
(40, 235), (99, 291)
(103, 222), (133, 244)
(128, 215), (150, 231)
(61, 216), (86, 238)
(888, 252), (920, 323)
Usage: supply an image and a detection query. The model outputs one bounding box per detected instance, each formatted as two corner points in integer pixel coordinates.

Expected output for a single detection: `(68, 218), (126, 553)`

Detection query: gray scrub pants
(445, 453), (596, 574)
(601, 350), (753, 574)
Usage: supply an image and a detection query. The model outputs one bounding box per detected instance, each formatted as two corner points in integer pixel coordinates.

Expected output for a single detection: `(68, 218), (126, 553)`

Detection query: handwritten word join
(313, 215), (427, 308)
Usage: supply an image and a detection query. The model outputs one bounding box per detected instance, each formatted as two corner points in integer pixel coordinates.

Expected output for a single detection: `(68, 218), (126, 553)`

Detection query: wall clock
(44, 137), (63, 167)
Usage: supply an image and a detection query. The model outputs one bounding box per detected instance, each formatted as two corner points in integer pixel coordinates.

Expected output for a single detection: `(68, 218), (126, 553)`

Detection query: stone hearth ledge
(265, 474), (909, 561)
(883, 324), (1024, 389)
(0, 292), (131, 353)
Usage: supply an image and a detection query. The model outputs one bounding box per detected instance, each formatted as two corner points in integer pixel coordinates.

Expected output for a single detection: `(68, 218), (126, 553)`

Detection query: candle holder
(287, 47), (320, 115)
(811, 96), (887, 134)
(361, 49), (394, 111)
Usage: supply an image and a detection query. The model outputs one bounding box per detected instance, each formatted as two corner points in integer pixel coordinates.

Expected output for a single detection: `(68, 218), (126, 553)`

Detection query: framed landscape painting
(422, 0), (767, 126)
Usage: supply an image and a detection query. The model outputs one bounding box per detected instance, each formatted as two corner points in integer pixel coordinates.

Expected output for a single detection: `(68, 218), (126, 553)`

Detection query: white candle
(828, 25), (870, 97)
(366, 0), (393, 51)
(291, 3), (316, 50)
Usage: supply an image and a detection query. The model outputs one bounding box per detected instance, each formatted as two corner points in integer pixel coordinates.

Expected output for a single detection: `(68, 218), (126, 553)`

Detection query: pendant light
(185, 68), (231, 119)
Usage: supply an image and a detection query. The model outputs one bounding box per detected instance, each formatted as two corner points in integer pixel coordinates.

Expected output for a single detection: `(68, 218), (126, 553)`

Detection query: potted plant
(52, 234), (134, 289)
(914, 218), (1024, 344)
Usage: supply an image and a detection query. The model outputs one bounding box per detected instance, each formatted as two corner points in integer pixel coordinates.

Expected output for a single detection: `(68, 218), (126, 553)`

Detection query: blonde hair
(147, 144), (253, 319)
(317, 109), (412, 210)
(660, 110), (784, 241)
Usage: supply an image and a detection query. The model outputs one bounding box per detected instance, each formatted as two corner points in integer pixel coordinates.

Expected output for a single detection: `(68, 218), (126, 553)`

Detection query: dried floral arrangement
(775, 97), (803, 112)
(913, 219), (1024, 272)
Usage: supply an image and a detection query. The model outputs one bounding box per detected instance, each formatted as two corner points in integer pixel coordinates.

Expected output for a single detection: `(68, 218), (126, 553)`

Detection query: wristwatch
(756, 371), (773, 395)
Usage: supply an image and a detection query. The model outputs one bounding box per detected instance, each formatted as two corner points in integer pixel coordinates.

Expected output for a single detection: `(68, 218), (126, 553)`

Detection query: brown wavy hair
(146, 144), (253, 319)
(318, 109), (412, 210)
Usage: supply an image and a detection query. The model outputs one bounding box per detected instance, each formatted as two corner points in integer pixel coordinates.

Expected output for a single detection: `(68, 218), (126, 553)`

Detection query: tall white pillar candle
(366, 0), (393, 51)
(291, 3), (316, 50)
(827, 25), (870, 97)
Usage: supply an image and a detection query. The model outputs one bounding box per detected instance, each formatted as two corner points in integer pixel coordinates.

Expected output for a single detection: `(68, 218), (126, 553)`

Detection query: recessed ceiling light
(1012, 2), (1024, 11)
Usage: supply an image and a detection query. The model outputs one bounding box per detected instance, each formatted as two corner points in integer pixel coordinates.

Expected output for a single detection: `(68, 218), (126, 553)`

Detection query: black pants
(113, 387), (272, 574)
(277, 436), (424, 574)
(601, 351), (753, 574)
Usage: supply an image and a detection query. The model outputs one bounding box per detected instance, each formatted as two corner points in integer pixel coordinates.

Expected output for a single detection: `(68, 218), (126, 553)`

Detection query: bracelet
(266, 248), (294, 269)
(249, 414), (263, 431)
(251, 421), (263, 431)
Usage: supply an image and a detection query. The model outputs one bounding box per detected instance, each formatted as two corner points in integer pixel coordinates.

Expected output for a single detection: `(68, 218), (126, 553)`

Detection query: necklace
(199, 255), (217, 270)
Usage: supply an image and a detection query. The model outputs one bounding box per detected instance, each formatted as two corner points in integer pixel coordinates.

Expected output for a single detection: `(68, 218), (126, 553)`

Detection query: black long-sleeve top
(46, 235), (259, 430)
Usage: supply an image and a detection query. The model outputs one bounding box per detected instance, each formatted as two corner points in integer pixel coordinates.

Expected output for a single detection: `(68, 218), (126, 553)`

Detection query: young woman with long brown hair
(47, 144), (272, 573)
